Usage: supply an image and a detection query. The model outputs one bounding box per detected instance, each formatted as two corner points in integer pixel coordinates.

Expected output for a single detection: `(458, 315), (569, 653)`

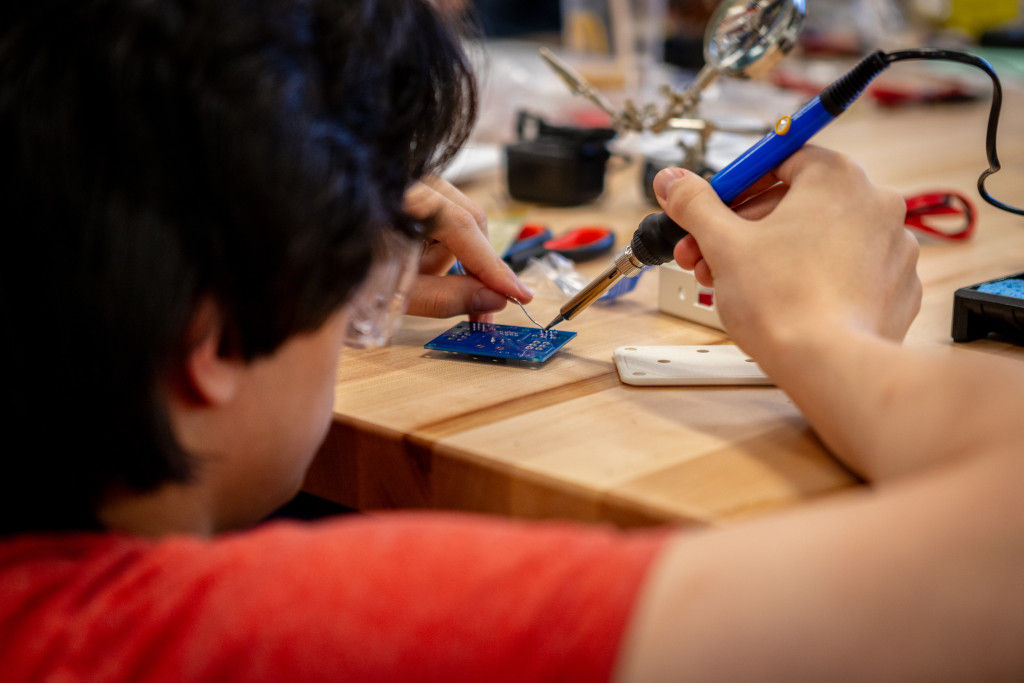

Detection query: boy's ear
(177, 298), (241, 406)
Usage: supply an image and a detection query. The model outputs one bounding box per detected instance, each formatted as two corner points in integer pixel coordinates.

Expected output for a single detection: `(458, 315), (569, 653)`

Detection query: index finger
(430, 208), (532, 303)
(404, 182), (532, 303)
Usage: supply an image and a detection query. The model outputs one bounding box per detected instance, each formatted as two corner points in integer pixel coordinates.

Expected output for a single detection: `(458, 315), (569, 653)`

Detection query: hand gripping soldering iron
(543, 48), (1022, 330)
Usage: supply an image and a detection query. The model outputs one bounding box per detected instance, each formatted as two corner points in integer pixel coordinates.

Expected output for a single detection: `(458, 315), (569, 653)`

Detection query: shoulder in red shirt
(0, 513), (666, 682)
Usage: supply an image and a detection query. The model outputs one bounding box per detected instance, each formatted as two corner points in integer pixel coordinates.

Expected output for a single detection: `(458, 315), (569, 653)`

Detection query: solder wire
(509, 297), (543, 328)
(453, 260), (544, 327)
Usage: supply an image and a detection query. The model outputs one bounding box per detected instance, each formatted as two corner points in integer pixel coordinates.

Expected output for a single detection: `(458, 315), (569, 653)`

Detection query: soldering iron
(543, 48), (1023, 330)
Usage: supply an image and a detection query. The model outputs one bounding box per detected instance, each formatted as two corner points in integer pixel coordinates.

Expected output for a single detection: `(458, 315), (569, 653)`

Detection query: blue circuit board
(424, 321), (577, 363)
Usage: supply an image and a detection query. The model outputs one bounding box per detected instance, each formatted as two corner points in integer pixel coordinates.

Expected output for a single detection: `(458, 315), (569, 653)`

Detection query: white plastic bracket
(613, 345), (772, 386)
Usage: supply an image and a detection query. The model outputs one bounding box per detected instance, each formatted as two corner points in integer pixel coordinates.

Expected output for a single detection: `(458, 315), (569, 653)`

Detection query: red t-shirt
(0, 513), (666, 681)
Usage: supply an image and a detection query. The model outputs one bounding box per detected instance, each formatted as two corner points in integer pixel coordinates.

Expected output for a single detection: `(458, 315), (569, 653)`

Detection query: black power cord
(825, 48), (1023, 216)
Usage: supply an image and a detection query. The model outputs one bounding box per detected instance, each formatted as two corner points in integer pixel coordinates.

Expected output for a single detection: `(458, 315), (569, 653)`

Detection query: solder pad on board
(424, 321), (576, 363)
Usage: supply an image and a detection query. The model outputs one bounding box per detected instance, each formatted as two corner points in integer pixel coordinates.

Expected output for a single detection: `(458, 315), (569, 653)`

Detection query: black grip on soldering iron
(819, 50), (890, 115)
(630, 212), (689, 266)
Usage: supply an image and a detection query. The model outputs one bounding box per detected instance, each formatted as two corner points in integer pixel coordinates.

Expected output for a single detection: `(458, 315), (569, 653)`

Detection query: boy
(2, 0), (1022, 679)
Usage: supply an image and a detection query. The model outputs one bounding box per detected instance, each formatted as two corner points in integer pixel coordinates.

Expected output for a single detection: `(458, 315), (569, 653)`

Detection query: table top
(303, 86), (1024, 529)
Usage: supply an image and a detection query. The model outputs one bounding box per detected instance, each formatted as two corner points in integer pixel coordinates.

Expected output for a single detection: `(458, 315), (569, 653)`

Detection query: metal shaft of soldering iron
(542, 215), (678, 330)
(543, 51), (893, 331)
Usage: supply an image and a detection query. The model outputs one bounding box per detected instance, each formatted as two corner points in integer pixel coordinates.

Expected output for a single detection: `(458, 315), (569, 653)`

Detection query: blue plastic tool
(543, 226), (615, 262)
(599, 267), (647, 302)
(503, 223), (553, 272)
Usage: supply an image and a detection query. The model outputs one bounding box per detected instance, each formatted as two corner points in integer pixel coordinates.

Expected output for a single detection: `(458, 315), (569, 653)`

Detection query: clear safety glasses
(344, 228), (422, 349)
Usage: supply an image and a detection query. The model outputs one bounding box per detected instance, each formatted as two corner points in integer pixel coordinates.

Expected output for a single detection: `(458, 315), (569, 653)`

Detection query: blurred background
(434, 0), (1024, 163)
(436, 0), (1024, 139)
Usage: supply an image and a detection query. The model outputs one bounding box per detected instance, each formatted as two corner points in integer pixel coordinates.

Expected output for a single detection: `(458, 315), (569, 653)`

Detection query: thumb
(653, 168), (740, 251)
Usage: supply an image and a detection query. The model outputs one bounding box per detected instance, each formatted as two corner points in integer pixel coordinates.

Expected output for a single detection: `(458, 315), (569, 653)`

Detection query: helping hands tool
(544, 5), (1023, 330)
(541, 0), (805, 133)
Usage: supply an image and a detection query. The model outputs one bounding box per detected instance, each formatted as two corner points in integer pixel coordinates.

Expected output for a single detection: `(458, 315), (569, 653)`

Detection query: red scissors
(904, 191), (976, 241)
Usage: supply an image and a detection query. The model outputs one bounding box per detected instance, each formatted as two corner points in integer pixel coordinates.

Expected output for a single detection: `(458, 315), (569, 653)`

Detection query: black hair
(0, 0), (476, 533)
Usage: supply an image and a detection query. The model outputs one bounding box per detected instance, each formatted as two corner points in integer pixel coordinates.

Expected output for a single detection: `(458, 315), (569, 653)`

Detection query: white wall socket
(657, 262), (724, 331)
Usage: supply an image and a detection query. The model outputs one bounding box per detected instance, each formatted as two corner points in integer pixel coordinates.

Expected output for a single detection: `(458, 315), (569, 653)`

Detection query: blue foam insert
(977, 278), (1024, 300)
(599, 267), (648, 302)
(424, 321), (577, 363)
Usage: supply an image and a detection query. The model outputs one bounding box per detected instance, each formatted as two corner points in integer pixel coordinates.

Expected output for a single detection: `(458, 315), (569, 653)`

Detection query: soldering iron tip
(542, 315), (563, 331)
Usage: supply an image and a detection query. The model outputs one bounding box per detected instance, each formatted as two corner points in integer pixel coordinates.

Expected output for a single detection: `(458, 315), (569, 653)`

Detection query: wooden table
(304, 86), (1024, 529)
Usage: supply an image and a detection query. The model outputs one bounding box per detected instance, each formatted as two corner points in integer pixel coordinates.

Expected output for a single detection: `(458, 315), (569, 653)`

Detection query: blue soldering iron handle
(711, 50), (889, 203)
(709, 96), (834, 203)
(633, 51), (891, 266)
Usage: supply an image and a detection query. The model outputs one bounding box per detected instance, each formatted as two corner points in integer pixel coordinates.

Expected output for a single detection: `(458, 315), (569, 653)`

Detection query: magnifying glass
(678, 0), (806, 110)
(541, 0), (806, 131)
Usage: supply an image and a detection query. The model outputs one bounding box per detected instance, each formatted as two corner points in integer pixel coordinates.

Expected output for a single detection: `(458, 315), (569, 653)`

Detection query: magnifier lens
(704, 0), (805, 76)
